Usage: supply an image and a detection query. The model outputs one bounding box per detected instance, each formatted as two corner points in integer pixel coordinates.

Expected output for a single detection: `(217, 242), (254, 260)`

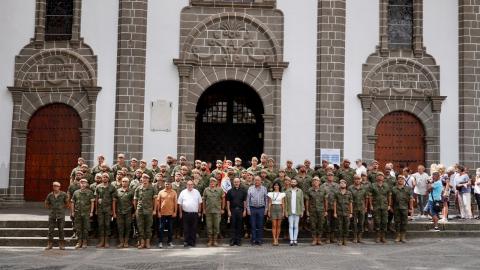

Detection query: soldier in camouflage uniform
(391, 175), (413, 243)
(139, 159), (154, 180)
(247, 157), (262, 176)
(70, 157), (85, 183)
(368, 160), (380, 183)
(260, 169), (273, 191)
(334, 179), (353, 246)
(44, 181), (69, 250)
(130, 169), (143, 190)
(321, 171), (340, 243)
(112, 153), (129, 180)
(67, 172), (82, 239)
(349, 174), (369, 243)
(384, 166), (397, 232)
(71, 178), (95, 249)
(91, 155), (105, 176)
(304, 159), (315, 178)
(203, 178), (225, 247)
(369, 172), (391, 243)
(294, 164), (312, 193)
(337, 159), (356, 187)
(94, 172), (117, 248)
(150, 157), (161, 177)
(320, 165), (338, 184)
(116, 177), (134, 248)
(233, 157), (245, 178)
(134, 174), (156, 249)
(129, 158), (139, 178)
(284, 160), (297, 179)
(314, 160), (329, 179)
(89, 173), (102, 237)
(305, 177), (327, 245)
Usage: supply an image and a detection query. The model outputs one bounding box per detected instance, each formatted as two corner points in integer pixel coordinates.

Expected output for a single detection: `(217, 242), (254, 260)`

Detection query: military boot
(352, 233), (358, 243)
(82, 240), (88, 249)
(213, 235), (219, 247)
(138, 239), (145, 249)
(394, 233), (401, 243)
(117, 237), (124, 248)
(317, 235), (323, 245)
(311, 236), (317, 246)
(207, 235), (213, 247)
(75, 240), (82, 249)
(380, 232), (386, 243)
(104, 237), (110, 248)
(375, 232), (381, 243)
(342, 237), (347, 246)
(59, 240), (65, 250)
(145, 239), (151, 249)
(123, 237), (129, 248)
(96, 237), (105, 248)
(357, 233), (364, 244)
(400, 233), (407, 243)
(45, 241), (53, 250)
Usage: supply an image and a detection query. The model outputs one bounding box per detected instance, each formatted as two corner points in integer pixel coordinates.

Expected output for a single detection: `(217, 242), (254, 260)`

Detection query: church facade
(0, 0), (476, 201)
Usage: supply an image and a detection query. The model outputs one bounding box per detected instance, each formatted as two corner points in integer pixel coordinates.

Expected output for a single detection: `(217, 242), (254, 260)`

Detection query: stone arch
(187, 68), (273, 115)
(368, 105), (432, 138)
(363, 57), (439, 96)
(180, 12), (283, 62)
(17, 93), (90, 131)
(15, 49), (97, 88)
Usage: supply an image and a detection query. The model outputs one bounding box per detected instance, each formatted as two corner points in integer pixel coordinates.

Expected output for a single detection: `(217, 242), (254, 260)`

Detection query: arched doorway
(375, 111), (425, 173)
(24, 103), (82, 201)
(195, 81), (264, 166)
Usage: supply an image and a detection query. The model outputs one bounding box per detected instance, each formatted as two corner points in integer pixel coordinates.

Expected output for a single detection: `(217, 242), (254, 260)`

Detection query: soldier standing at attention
(391, 175), (413, 243)
(305, 176), (327, 245)
(44, 181), (69, 250)
(95, 172), (117, 248)
(370, 172), (391, 243)
(68, 171), (82, 239)
(70, 157), (85, 183)
(334, 179), (353, 246)
(349, 174), (369, 243)
(338, 159), (356, 187)
(322, 172), (340, 243)
(116, 177), (134, 248)
(134, 174), (156, 249)
(112, 153), (129, 179)
(203, 178), (225, 247)
(71, 178), (95, 249)
(368, 160), (380, 183)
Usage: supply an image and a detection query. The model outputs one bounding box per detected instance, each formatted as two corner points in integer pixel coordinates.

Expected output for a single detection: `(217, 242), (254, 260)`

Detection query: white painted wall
(277, 0), (317, 166)
(142, 0), (187, 163)
(0, 0), (35, 188)
(424, 0), (459, 166)
(82, 0), (118, 166)
(344, 0), (378, 161)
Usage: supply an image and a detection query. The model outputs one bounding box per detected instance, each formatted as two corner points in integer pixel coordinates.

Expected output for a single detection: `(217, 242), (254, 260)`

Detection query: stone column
(113, 0), (148, 160)
(315, 0), (346, 164)
(459, 0), (480, 171)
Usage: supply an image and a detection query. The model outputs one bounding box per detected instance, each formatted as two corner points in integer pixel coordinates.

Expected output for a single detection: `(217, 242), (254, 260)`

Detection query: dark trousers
(475, 194), (480, 216)
(230, 208), (244, 244)
(183, 212), (198, 246)
(158, 215), (173, 243)
(249, 207), (265, 244)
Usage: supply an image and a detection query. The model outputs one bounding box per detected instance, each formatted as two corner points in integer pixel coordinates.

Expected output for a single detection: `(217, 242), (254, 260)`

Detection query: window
(45, 0), (74, 41)
(388, 0), (413, 49)
(203, 100), (228, 123)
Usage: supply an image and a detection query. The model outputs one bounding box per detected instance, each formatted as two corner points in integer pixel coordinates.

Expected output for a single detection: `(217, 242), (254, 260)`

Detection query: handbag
(430, 192), (442, 213)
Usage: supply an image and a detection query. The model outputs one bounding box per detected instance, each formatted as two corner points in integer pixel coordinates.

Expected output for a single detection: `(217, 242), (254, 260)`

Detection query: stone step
(0, 228), (74, 237)
(1, 231), (479, 247)
(0, 220), (72, 228)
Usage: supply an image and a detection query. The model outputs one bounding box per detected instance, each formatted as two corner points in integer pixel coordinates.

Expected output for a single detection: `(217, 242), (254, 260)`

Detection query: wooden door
(24, 103), (81, 201)
(375, 111), (425, 173)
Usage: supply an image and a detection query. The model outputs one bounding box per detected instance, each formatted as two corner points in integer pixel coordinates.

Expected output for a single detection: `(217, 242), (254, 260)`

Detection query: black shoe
(237, 242), (242, 246)
(229, 241), (235, 246)
(294, 242), (298, 246)
(290, 242), (294, 246)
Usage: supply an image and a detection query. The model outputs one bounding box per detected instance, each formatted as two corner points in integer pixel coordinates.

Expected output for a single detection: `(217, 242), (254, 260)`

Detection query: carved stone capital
(8, 87), (24, 104)
(84, 87), (102, 103)
(13, 128), (28, 138)
(173, 59), (195, 78)
(267, 62), (289, 80)
(430, 96), (447, 112)
(358, 94), (374, 110)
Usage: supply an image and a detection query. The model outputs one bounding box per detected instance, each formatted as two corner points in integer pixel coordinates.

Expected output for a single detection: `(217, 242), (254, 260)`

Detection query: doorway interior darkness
(195, 81), (264, 167)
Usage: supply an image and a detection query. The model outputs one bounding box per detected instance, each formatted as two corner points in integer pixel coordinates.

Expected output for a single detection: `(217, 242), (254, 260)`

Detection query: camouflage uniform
(370, 183), (391, 233)
(349, 185), (368, 236)
(335, 190), (353, 239)
(338, 168), (356, 187)
(305, 187), (327, 237)
(45, 191), (69, 241)
(95, 184), (117, 237)
(203, 187), (224, 237)
(391, 185), (412, 233)
(322, 182), (340, 235)
(134, 185), (156, 240)
(116, 187), (134, 239)
(72, 189), (95, 240)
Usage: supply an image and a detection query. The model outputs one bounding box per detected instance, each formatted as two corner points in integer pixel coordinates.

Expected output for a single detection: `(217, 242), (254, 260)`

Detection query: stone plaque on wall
(150, 99), (173, 132)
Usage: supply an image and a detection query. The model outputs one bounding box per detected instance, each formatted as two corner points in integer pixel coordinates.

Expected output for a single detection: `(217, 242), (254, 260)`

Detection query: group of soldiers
(44, 153), (415, 250)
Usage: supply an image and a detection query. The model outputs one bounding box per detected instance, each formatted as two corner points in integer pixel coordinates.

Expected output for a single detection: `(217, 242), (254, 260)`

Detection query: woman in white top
(474, 168), (480, 219)
(267, 181), (285, 246)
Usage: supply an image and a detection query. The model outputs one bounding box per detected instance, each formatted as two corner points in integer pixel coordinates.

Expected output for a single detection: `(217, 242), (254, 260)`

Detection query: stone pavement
(0, 238), (479, 270)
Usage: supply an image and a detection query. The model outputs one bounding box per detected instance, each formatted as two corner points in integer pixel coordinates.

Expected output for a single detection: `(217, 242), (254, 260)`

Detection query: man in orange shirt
(156, 181), (177, 248)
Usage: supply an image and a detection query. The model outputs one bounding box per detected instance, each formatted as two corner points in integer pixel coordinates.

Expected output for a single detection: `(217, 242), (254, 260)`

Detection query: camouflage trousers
(97, 211), (112, 237)
(117, 213), (132, 238)
(394, 209), (408, 233)
(136, 212), (153, 240)
(309, 210), (324, 236)
(75, 214), (90, 240)
(48, 215), (65, 241)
